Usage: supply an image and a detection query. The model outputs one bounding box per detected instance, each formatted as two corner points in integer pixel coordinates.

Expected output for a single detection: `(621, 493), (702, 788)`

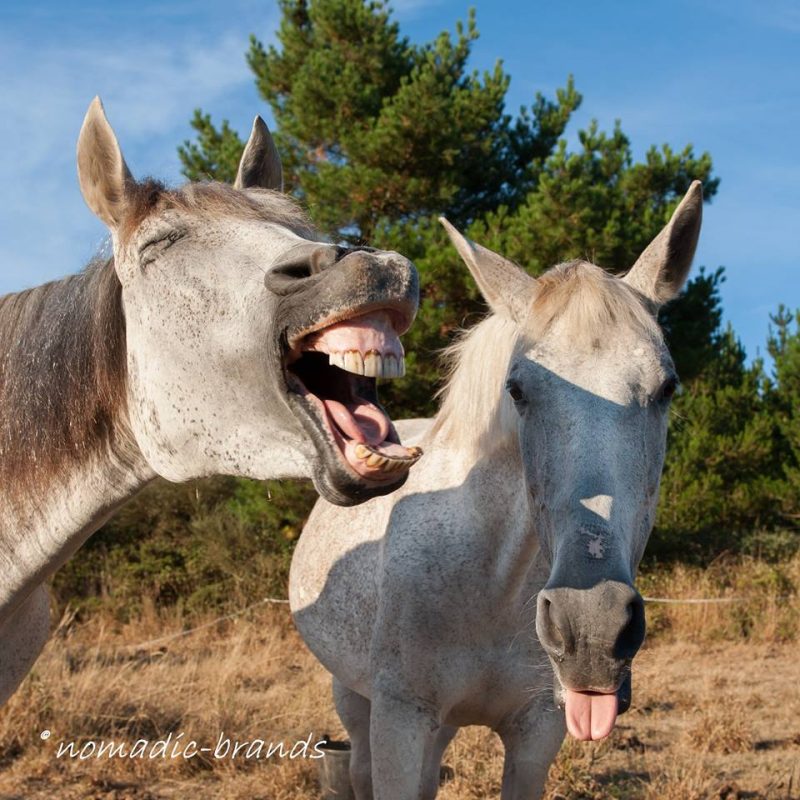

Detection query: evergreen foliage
(179, 1), (721, 416)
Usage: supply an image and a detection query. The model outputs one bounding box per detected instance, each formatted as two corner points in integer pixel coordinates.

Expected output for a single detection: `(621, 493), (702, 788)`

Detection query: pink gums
(305, 310), (404, 357)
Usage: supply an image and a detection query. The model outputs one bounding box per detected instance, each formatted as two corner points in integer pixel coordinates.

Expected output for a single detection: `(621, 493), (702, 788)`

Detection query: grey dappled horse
(0, 98), (421, 706)
(290, 183), (703, 799)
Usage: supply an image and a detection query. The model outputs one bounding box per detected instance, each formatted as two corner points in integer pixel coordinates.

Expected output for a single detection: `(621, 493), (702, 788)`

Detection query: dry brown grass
(0, 559), (797, 799)
(639, 554), (800, 644)
(684, 697), (754, 755)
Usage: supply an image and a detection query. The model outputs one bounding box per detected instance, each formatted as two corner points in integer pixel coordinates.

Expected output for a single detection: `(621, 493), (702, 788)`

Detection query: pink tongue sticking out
(322, 398), (390, 446)
(564, 690), (619, 741)
(305, 310), (404, 358)
(321, 396), (420, 476)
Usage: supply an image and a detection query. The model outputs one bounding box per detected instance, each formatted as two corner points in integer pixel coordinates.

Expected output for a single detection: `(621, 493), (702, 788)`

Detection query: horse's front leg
(497, 702), (565, 800)
(420, 724), (457, 800)
(370, 686), (439, 800)
(333, 678), (374, 800)
(0, 584), (51, 706)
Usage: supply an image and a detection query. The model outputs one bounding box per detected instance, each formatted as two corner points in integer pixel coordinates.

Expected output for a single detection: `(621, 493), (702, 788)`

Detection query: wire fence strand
(643, 594), (795, 605)
(115, 592), (796, 652)
(120, 597), (290, 652)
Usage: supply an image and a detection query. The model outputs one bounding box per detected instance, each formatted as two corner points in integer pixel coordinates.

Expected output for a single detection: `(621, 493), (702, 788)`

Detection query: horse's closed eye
(139, 230), (186, 268)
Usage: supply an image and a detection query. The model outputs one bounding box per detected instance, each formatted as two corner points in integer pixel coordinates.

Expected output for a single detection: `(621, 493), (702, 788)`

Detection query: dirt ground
(0, 605), (797, 800)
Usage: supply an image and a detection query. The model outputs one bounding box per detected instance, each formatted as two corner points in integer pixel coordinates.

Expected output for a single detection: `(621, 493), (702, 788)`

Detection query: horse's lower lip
(285, 372), (417, 486)
(553, 672), (632, 716)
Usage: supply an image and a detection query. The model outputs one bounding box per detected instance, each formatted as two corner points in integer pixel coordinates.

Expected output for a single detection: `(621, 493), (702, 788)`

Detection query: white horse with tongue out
(290, 183), (703, 798)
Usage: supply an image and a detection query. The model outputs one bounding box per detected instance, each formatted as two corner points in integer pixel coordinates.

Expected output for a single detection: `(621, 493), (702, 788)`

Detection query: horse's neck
(0, 449), (154, 618)
(0, 268), (155, 619)
(421, 315), (541, 603)
(421, 428), (541, 605)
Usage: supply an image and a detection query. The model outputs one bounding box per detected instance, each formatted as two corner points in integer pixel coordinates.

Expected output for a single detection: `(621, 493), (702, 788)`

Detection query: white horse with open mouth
(290, 183), (703, 799)
(0, 98), (421, 706)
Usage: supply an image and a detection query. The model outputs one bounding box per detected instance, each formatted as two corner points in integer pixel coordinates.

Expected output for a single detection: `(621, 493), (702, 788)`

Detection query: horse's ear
(623, 181), (703, 306)
(439, 217), (536, 323)
(234, 116), (283, 191)
(76, 97), (134, 230)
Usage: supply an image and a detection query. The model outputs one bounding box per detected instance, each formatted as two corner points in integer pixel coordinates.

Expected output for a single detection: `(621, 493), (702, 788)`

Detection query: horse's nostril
(614, 594), (646, 660)
(309, 247), (339, 273)
(537, 594), (569, 658)
(272, 259), (312, 280)
(267, 244), (343, 284)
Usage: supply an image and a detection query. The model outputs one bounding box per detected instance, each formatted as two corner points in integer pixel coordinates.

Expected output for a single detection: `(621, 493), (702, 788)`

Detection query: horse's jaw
(271, 247), (423, 505)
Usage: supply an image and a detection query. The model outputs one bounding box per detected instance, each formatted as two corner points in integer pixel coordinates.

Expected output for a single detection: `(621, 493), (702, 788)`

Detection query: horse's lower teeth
(354, 443), (422, 471)
(329, 350), (405, 379)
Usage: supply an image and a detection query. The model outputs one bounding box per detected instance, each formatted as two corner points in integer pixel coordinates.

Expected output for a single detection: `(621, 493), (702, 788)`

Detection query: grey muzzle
(536, 580), (645, 693)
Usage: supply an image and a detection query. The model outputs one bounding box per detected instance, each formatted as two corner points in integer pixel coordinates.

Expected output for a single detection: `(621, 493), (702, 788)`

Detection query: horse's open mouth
(285, 309), (422, 482)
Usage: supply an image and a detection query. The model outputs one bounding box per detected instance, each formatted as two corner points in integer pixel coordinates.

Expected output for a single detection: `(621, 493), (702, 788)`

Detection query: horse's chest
(436, 638), (547, 727)
(440, 645), (543, 728)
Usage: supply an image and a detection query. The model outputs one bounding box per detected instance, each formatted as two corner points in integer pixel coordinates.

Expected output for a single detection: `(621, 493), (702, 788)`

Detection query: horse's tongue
(564, 690), (618, 741)
(323, 398), (390, 446)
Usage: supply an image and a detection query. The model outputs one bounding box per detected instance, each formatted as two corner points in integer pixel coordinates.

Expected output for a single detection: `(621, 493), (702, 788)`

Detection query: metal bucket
(317, 736), (354, 800)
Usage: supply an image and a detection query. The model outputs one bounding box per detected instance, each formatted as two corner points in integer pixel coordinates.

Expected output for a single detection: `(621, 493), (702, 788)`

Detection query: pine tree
(651, 326), (789, 561)
(376, 122), (721, 413)
(181, 2), (580, 240)
(180, 0), (725, 417)
(768, 308), (800, 538)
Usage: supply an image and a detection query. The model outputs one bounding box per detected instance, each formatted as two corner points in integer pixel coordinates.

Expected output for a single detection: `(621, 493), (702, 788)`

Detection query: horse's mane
(0, 180), (315, 497)
(429, 314), (522, 454)
(0, 256), (129, 496)
(430, 260), (662, 453)
(528, 259), (660, 345)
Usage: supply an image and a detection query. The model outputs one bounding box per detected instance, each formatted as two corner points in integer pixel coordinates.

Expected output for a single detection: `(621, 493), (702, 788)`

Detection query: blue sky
(0, 0), (797, 362)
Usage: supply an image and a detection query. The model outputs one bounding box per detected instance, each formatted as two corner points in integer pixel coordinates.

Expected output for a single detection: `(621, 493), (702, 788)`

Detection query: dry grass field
(0, 556), (798, 800)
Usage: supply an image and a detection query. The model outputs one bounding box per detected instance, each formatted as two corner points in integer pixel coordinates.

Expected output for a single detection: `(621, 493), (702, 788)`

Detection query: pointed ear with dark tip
(623, 180), (704, 306)
(234, 116), (283, 191)
(76, 96), (134, 230)
(439, 217), (537, 323)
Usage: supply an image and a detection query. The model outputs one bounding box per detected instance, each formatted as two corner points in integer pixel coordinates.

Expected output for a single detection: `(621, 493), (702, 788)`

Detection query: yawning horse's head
(77, 98), (420, 505)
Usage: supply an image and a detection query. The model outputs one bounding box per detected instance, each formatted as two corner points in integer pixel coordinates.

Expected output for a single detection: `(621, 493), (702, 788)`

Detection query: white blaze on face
(580, 494), (613, 519)
(579, 495), (613, 559)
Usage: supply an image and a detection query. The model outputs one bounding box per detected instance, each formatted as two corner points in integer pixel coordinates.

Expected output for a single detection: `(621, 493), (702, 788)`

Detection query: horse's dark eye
(506, 380), (525, 404)
(660, 376), (679, 402)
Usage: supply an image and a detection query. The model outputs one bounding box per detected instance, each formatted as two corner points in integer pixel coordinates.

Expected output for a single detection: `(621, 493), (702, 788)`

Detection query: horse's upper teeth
(363, 351), (381, 377)
(329, 349), (406, 379)
(344, 350), (364, 374)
